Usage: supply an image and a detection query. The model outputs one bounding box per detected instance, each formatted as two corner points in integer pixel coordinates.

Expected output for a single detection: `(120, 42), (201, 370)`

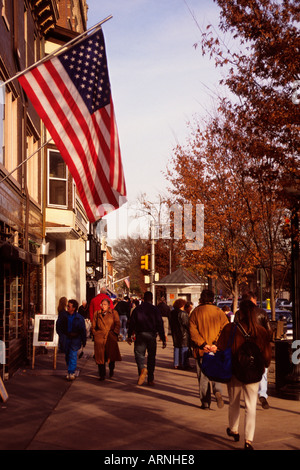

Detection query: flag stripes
(18, 29), (126, 222)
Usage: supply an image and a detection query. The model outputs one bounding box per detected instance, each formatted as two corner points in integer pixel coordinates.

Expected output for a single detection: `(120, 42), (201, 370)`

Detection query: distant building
(155, 267), (208, 307)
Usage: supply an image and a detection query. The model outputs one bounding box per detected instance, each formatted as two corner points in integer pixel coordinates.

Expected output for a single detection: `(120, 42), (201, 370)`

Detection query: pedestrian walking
(57, 296), (68, 351)
(56, 299), (86, 380)
(217, 299), (272, 450)
(157, 296), (171, 336)
(79, 299), (91, 339)
(78, 299), (89, 318)
(222, 305), (234, 323)
(57, 296), (68, 316)
(92, 298), (121, 381)
(169, 298), (190, 369)
(89, 287), (114, 322)
(114, 296), (131, 341)
(184, 301), (194, 316)
(238, 291), (273, 409)
(189, 289), (229, 409)
(127, 291), (167, 386)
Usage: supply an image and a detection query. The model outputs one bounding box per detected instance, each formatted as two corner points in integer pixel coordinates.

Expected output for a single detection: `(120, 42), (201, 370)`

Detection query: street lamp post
(150, 220), (156, 304)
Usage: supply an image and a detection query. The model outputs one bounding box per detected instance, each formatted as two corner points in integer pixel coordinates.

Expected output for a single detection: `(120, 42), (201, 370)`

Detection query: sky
(86, 0), (225, 236)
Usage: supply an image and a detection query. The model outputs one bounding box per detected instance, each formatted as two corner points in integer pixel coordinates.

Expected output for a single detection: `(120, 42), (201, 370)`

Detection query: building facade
(42, 0), (89, 317)
(0, 0), (90, 379)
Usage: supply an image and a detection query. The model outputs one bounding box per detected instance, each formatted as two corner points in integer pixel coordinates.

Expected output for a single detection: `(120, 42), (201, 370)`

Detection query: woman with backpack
(217, 300), (272, 450)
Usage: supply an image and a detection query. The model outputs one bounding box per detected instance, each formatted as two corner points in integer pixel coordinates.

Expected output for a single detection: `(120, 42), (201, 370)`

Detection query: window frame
(47, 149), (68, 209)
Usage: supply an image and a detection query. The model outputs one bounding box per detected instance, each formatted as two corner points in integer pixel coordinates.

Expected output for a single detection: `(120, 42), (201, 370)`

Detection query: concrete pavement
(0, 338), (299, 451)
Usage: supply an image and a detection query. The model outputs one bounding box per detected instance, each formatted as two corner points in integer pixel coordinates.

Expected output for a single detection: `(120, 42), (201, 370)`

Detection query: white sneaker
(69, 373), (76, 381)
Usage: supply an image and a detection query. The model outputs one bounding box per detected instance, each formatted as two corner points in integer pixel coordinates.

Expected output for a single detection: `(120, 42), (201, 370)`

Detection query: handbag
(201, 323), (237, 383)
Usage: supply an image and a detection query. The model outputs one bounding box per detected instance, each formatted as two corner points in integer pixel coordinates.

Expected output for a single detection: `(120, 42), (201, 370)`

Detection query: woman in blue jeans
(169, 298), (190, 369)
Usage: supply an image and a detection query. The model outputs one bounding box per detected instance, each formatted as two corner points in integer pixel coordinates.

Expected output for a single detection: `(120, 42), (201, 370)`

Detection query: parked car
(278, 301), (293, 311)
(217, 300), (233, 310)
(266, 309), (293, 323)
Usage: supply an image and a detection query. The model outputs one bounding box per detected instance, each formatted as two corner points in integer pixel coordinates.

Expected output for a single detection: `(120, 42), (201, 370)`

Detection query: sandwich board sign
(32, 315), (59, 369)
(33, 314), (58, 347)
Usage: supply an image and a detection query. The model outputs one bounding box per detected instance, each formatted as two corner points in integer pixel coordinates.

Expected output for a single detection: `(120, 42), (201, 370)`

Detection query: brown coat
(189, 304), (229, 358)
(92, 309), (122, 364)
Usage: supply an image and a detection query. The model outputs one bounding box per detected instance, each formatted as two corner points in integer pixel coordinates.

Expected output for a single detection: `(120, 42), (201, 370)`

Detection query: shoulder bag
(201, 323), (237, 383)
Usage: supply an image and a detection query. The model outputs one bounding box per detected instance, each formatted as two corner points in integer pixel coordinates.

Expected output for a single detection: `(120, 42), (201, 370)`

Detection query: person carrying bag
(201, 323), (237, 383)
(217, 300), (272, 450)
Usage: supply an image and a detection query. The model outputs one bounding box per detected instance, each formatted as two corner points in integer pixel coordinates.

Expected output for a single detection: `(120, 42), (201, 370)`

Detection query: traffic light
(140, 255), (149, 270)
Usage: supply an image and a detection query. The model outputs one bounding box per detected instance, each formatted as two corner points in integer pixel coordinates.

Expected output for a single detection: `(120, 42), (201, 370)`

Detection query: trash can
(275, 340), (293, 390)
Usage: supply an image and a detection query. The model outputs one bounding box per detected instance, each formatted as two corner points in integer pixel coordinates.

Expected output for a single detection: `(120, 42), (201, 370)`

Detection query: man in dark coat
(127, 291), (167, 386)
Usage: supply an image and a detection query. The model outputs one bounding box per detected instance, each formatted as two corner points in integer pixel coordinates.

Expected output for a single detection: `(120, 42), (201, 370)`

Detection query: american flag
(124, 277), (130, 289)
(18, 28), (126, 222)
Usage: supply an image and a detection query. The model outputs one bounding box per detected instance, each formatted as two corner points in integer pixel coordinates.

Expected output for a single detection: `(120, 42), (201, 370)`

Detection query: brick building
(0, 0), (89, 378)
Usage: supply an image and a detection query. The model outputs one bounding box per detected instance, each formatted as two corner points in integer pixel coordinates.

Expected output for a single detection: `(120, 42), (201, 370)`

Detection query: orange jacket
(189, 303), (229, 358)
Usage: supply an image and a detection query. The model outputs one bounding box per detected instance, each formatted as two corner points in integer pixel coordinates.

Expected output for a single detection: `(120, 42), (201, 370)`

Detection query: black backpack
(232, 323), (265, 384)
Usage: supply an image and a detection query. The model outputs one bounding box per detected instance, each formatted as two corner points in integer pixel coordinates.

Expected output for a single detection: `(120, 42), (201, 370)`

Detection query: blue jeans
(174, 347), (189, 368)
(134, 332), (157, 382)
(258, 368), (268, 398)
(196, 356), (223, 406)
(66, 348), (78, 374)
(119, 315), (128, 340)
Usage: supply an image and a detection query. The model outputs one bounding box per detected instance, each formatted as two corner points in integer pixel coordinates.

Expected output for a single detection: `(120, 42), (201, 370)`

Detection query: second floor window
(48, 150), (67, 207)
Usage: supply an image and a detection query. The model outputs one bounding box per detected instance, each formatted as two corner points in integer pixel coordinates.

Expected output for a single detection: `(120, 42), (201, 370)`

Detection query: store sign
(33, 315), (59, 347)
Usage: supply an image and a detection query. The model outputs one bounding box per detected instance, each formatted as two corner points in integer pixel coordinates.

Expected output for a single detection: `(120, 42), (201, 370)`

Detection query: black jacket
(170, 307), (190, 348)
(115, 300), (131, 319)
(128, 301), (165, 341)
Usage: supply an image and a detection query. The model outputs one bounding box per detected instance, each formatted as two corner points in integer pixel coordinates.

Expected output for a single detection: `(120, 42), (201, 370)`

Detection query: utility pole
(150, 220), (156, 304)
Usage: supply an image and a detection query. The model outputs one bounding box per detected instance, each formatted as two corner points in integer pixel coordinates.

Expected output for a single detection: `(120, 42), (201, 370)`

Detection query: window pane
(49, 179), (67, 206)
(9, 276), (24, 340)
(49, 151), (66, 178)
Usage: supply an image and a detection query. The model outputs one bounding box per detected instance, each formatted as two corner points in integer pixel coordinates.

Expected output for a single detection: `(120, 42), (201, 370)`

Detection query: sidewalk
(0, 338), (299, 451)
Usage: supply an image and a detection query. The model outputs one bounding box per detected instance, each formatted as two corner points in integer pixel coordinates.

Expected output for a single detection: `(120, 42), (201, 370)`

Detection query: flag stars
(59, 30), (111, 113)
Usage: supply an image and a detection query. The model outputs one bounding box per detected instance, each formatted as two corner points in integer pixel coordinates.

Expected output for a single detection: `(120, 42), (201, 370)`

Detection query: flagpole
(0, 137), (53, 184)
(112, 276), (130, 286)
(0, 15), (113, 89)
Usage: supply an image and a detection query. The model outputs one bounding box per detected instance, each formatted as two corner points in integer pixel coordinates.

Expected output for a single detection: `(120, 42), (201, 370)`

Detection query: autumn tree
(112, 236), (149, 295)
(111, 195), (183, 297)
(199, 113), (292, 315)
(166, 121), (260, 312)
(168, 0), (299, 314)
(197, 0), (299, 186)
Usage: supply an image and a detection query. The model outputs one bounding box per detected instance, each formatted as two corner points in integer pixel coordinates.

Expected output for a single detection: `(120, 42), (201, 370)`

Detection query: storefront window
(9, 276), (24, 340)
